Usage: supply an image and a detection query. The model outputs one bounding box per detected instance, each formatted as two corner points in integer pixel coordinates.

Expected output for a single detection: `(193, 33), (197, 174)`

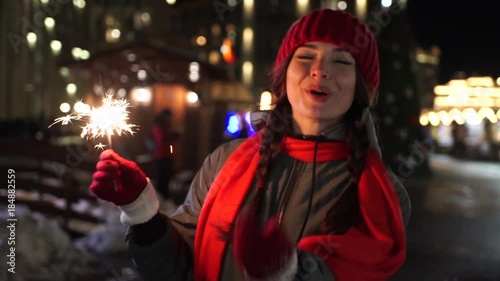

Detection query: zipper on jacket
(297, 139), (320, 241)
(277, 160), (304, 226)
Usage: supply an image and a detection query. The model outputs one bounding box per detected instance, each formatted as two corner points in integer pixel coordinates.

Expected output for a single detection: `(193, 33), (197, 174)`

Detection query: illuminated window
(209, 51), (221, 64)
(356, 0), (367, 20)
(80, 50), (90, 60)
(296, 0), (309, 15)
(259, 91), (273, 110)
(74, 102), (90, 113)
(244, 0), (254, 15)
(104, 14), (116, 27)
(106, 29), (121, 43)
(27, 32), (37, 49)
(242, 61), (253, 85)
(60, 103), (71, 113)
(117, 88), (127, 98)
(131, 87), (152, 106)
(73, 0), (86, 9)
(196, 36), (207, 46)
(381, 0), (392, 8)
(134, 12), (152, 29)
(212, 24), (221, 37)
(243, 28), (253, 54)
(137, 70), (147, 81)
(44, 17), (55, 32)
(189, 62), (200, 82)
(337, 1), (347, 10)
(187, 91), (199, 104)
(66, 83), (77, 96)
(50, 40), (62, 55)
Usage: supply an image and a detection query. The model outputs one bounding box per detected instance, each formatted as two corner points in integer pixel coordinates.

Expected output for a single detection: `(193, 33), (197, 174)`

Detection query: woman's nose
(310, 61), (330, 80)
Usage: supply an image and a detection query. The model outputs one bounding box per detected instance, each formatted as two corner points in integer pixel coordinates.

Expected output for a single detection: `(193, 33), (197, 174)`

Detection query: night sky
(407, 0), (500, 83)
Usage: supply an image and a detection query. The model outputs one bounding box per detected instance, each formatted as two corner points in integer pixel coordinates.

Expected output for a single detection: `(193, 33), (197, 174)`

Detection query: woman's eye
(297, 55), (314, 59)
(333, 60), (353, 65)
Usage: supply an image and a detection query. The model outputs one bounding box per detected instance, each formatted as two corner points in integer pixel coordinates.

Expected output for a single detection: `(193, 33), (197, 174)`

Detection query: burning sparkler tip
(94, 143), (107, 150)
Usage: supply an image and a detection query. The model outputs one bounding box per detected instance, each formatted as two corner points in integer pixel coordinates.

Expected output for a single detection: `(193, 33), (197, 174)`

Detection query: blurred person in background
(151, 109), (178, 199)
(89, 9), (410, 281)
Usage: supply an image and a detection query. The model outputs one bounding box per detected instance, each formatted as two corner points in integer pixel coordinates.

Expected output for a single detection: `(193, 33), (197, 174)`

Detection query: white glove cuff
(119, 178), (160, 226)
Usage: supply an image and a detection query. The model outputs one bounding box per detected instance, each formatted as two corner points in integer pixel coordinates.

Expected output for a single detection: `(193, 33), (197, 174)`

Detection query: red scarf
(194, 132), (406, 281)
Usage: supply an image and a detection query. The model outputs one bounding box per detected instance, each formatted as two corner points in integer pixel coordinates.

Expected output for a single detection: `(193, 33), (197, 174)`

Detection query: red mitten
(233, 210), (297, 281)
(89, 149), (159, 225)
(90, 149), (147, 205)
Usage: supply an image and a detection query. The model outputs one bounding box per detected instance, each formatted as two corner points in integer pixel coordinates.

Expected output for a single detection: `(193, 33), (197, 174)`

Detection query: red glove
(233, 209), (297, 280)
(90, 149), (148, 206)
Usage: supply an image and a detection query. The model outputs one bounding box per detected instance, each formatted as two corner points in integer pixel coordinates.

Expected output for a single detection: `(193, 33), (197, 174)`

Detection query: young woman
(90, 9), (410, 281)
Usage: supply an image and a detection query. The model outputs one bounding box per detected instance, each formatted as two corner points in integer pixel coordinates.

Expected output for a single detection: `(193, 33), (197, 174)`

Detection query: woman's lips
(305, 88), (332, 103)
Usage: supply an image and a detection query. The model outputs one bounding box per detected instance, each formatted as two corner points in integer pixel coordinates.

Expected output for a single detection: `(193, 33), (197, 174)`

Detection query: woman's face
(286, 41), (356, 127)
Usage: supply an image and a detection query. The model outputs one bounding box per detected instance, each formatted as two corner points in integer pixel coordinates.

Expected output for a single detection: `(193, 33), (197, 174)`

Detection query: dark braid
(217, 57), (293, 240)
(252, 99), (292, 217)
(320, 68), (373, 234)
(249, 55), (294, 217)
(257, 104), (291, 182)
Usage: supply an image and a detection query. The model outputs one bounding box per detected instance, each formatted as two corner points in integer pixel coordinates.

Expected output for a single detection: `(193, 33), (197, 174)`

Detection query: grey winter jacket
(126, 118), (411, 281)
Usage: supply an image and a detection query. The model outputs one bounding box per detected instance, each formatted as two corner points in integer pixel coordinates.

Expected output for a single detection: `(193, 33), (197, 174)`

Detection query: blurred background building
(420, 76), (500, 160)
(1, 0), (257, 170)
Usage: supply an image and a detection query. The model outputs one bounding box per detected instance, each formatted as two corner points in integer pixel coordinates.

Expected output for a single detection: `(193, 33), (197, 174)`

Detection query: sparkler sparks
(79, 94), (136, 139)
(94, 143), (107, 150)
(48, 114), (79, 128)
(48, 94), (137, 149)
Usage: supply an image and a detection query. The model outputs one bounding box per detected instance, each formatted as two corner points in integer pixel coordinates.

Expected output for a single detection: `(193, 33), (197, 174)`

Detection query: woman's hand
(90, 149), (159, 225)
(233, 210), (297, 281)
(89, 149), (148, 205)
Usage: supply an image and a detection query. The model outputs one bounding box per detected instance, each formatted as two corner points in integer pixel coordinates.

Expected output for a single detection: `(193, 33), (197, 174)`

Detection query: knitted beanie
(275, 9), (380, 98)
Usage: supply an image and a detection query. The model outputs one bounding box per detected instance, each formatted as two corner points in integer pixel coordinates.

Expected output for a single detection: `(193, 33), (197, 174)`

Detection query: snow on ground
(0, 198), (179, 281)
(0, 206), (102, 281)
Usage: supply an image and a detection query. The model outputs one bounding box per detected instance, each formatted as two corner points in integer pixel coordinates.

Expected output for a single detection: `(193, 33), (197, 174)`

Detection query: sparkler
(49, 94), (138, 191)
(49, 94), (137, 144)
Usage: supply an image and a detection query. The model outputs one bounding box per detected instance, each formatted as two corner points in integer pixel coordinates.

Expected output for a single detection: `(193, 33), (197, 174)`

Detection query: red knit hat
(275, 9), (380, 98)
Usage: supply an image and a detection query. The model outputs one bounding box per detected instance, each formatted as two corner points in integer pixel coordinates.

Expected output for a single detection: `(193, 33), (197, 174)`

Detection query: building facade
(1, 0), (415, 120)
(414, 46), (441, 109)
